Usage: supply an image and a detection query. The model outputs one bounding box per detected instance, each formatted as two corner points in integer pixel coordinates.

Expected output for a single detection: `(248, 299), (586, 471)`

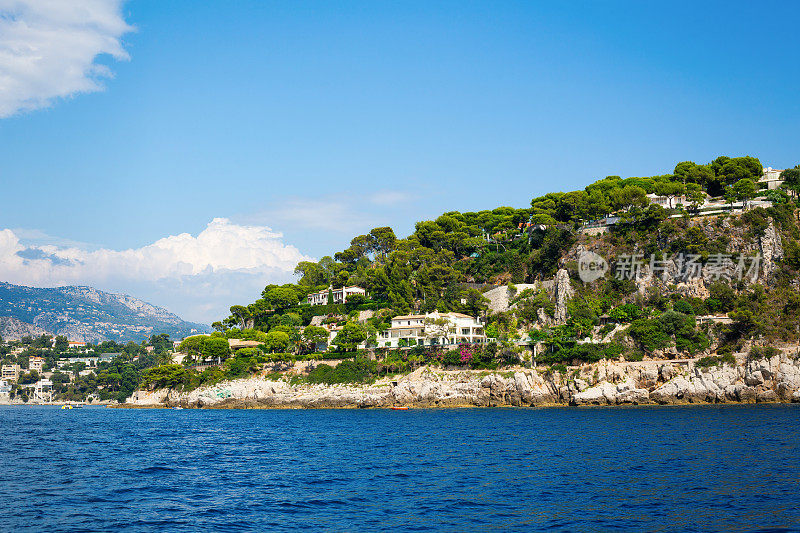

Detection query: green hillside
(215, 155), (800, 365)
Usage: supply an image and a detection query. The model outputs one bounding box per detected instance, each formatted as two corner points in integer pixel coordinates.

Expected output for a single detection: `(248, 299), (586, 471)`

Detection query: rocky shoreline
(124, 350), (800, 409)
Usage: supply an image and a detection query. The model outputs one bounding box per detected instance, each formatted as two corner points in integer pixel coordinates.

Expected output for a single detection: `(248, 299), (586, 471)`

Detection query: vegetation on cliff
(203, 155), (800, 369)
(23, 154), (799, 400)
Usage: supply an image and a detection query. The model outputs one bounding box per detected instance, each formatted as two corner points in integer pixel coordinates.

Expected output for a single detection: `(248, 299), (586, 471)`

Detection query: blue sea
(1, 405), (799, 532)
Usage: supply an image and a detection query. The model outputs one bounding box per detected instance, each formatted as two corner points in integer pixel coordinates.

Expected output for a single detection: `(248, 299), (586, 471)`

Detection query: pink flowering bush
(459, 346), (473, 363)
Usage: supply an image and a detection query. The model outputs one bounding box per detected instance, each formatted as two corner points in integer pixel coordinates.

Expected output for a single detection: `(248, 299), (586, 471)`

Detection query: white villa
(759, 167), (785, 190)
(29, 356), (44, 374)
(306, 286), (366, 306)
(377, 312), (487, 348)
(646, 193), (687, 209)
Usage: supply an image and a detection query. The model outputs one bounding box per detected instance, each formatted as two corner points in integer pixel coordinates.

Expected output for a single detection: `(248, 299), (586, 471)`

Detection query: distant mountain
(0, 316), (48, 340)
(0, 282), (210, 343)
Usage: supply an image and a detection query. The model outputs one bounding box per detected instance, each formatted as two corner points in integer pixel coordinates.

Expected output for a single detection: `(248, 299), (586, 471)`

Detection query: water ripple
(1, 405), (799, 531)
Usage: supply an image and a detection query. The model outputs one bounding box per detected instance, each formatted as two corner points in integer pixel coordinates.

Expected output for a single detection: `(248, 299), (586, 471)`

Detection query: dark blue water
(1, 405), (799, 532)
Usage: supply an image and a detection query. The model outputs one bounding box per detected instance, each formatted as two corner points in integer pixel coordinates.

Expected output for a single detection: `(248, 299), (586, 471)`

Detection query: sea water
(1, 405), (799, 531)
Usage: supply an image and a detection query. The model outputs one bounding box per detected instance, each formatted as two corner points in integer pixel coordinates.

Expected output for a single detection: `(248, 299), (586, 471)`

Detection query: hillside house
(759, 167), (785, 190)
(377, 312), (486, 348)
(28, 356), (44, 373)
(56, 354), (116, 369)
(647, 193), (687, 209)
(228, 339), (263, 350)
(1, 364), (20, 382)
(306, 286), (366, 306)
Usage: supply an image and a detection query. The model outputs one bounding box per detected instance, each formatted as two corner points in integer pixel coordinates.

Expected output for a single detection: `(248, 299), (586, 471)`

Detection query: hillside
(0, 282), (210, 342)
(215, 155), (800, 364)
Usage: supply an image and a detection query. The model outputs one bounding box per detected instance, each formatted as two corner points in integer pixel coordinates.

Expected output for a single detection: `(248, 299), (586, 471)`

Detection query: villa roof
(228, 339), (263, 349)
(392, 312), (477, 321)
(307, 285), (366, 297)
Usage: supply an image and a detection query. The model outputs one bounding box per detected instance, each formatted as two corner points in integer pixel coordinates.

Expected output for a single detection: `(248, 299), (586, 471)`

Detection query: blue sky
(0, 0), (798, 323)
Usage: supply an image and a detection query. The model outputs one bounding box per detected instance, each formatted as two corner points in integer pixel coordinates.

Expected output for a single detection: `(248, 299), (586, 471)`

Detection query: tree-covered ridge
(220, 154), (780, 326)
(165, 153), (800, 387)
(15, 153), (793, 401)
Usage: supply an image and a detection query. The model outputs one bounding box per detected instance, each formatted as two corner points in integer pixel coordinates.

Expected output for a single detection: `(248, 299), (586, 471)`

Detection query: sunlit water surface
(1, 405), (799, 531)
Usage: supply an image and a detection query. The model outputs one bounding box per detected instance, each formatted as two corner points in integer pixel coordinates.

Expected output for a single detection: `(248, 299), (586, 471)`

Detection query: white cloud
(11, 227), (98, 249)
(369, 190), (413, 206)
(0, 218), (313, 323)
(0, 0), (133, 117)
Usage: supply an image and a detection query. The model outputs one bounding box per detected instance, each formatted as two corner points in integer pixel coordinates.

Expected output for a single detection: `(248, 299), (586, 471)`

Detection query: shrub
(537, 342), (625, 364)
(306, 359), (378, 385)
(202, 337), (231, 362)
(624, 350), (644, 362)
(608, 304), (642, 322)
(223, 355), (259, 379)
(140, 364), (194, 390)
(741, 208), (769, 237)
(696, 353), (737, 369)
(749, 346), (780, 360)
(673, 299), (695, 315)
(695, 356), (717, 368)
(441, 349), (461, 367)
(628, 318), (671, 352)
(470, 342), (499, 370)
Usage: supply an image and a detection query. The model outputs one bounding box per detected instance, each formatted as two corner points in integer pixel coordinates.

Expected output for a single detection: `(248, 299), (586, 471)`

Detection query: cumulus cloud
(0, 218), (313, 323)
(0, 0), (133, 117)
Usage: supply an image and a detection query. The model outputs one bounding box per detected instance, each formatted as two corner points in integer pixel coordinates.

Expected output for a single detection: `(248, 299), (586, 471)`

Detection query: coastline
(121, 351), (800, 409)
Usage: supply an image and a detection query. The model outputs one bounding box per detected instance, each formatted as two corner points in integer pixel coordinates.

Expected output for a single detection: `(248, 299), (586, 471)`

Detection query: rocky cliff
(568, 218), (785, 296)
(127, 350), (800, 409)
(0, 316), (47, 340)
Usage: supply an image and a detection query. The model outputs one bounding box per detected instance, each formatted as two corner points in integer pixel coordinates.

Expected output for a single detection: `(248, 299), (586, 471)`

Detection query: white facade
(56, 354), (115, 369)
(377, 312), (486, 348)
(647, 193), (687, 209)
(29, 379), (53, 402)
(306, 286), (366, 306)
(29, 356), (44, 374)
(1, 364), (20, 382)
(759, 167), (785, 190)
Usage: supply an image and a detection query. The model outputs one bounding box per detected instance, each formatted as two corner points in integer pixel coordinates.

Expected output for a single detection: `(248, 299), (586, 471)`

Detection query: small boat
(173, 406), (183, 410)
(391, 406), (409, 410)
(61, 405), (73, 410)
